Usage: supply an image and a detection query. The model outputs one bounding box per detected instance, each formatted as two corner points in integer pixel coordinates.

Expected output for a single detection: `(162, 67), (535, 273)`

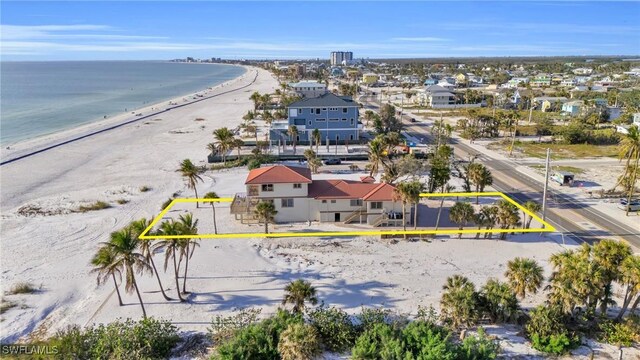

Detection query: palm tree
(90, 245), (124, 306)
(449, 202), (475, 239)
(479, 205), (499, 239)
(177, 213), (199, 294)
(367, 138), (386, 177)
(521, 200), (541, 229)
(304, 149), (321, 174)
(204, 191), (219, 234)
(156, 220), (186, 302)
(393, 183), (413, 239)
(505, 257), (544, 299)
(255, 201), (277, 234)
(250, 91), (261, 111)
(206, 142), (217, 157)
(480, 279), (519, 323)
(282, 279), (318, 314)
(440, 275), (477, 329)
(178, 159), (203, 208)
(288, 125), (299, 154)
(496, 200), (520, 240)
(617, 125), (640, 216)
(130, 218), (172, 301)
(312, 128), (321, 153)
(233, 138), (244, 159)
(617, 255), (640, 320)
(104, 228), (151, 317)
(213, 127), (236, 164)
(592, 239), (632, 314)
(409, 181), (425, 230)
(434, 184), (455, 231)
(468, 163), (493, 204)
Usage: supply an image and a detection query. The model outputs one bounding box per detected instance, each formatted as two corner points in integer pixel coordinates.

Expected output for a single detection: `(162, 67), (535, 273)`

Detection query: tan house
(230, 165), (406, 226)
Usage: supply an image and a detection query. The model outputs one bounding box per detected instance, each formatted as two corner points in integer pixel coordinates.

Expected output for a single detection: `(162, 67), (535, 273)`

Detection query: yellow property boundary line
(140, 192), (556, 240)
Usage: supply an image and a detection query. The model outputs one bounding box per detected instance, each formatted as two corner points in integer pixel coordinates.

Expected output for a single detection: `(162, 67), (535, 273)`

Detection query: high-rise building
(330, 51), (353, 66)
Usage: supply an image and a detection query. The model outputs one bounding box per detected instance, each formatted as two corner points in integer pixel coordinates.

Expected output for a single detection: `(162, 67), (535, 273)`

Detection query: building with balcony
(230, 165), (406, 226)
(270, 92), (361, 145)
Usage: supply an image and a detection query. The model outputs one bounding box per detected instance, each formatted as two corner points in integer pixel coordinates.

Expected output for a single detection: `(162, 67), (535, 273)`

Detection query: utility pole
(527, 102), (534, 125)
(509, 115), (519, 157)
(542, 148), (551, 224)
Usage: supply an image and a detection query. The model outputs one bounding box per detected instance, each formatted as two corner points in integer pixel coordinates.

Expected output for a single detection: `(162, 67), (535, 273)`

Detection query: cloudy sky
(2, 1), (639, 60)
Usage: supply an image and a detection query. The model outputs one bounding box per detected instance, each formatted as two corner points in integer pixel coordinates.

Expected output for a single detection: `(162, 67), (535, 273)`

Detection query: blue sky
(1, 1), (639, 60)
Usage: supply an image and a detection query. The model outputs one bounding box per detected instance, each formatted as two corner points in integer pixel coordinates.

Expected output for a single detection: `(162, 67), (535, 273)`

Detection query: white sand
(1, 70), (636, 359)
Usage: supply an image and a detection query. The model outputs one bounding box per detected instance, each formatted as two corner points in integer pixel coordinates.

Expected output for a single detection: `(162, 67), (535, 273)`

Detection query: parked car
(618, 198), (640, 212)
(323, 158), (341, 165)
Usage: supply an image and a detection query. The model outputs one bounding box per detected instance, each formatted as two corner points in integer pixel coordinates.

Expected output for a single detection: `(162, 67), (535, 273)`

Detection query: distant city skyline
(1, 1), (639, 61)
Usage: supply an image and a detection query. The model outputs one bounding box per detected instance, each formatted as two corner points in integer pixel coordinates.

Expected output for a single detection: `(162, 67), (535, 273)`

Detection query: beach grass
(531, 165), (585, 174)
(116, 199), (130, 205)
(1, 299), (18, 314)
(77, 201), (111, 212)
(7, 282), (38, 295)
(139, 185), (151, 192)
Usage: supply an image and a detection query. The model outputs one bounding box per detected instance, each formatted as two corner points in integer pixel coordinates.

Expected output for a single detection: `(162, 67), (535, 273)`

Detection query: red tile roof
(245, 165), (312, 184)
(308, 179), (397, 201)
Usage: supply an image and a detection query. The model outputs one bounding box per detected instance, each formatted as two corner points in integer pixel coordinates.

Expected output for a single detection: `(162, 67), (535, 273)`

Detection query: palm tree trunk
(212, 205), (218, 234)
(402, 202), (407, 239)
(630, 294), (640, 313)
(626, 156), (639, 216)
(475, 225), (482, 239)
(264, 221), (268, 234)
(131, 275), (147, 318)
(149, 256), (172, 301)
(194, 186), (199, 208)
(616, 286), (633, 320)
(112, 273), (123, 306)
(434, 197), (445, 231)
(173, 253), (185, 302)
(182, 242), (190, 294)
(458, 226), (463, 239)
(413, 200), (419, 230)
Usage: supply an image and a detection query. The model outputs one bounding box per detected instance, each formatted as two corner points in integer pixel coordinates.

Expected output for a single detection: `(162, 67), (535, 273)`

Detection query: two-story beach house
(271, 92), (360, 145)
(289, 80), (327, 98)
(424, 85), (455, 108)
(230, 165), (406, 226)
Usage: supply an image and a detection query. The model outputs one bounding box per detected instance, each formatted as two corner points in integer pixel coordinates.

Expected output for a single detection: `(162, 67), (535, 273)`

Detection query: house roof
(425, 85), (450, 93)
(308, 180), (397, 201)
(245, 165), (312, 184)
(288, 92), (356, 108)
(290, 81), (326, 88)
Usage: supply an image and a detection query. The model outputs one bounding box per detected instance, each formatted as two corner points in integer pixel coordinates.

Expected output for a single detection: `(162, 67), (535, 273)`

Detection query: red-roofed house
(231, 165), (406, 226)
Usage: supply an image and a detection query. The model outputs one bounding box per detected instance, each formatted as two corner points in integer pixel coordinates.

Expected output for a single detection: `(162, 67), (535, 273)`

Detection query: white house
(230, 165), (407, 226)
(289, 80), (327, 98)
(424, 85), (455, 107)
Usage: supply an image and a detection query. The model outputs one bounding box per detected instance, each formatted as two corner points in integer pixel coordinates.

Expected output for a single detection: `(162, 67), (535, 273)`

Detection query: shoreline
(0, 64), (249, 165)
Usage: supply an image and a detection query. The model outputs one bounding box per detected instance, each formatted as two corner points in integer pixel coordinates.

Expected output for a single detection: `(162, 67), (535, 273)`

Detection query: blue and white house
(271, 92), (361, 145)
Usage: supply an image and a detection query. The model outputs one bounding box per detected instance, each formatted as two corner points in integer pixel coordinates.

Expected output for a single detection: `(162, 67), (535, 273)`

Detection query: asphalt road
(361, 95), (639, 248)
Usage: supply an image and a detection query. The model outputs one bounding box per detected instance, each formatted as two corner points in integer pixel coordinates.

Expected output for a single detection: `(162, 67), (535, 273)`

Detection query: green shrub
(278, 323), (321, 360)
(116, 199), (129, 205)
(43, 318), (179, 359)
(525, 305), (577, 354)
(308, 305), (357, 352)
(401, 321), (456, 359)
(247, 159), (261, 170)
(356, 307), (407, 333)
(8, 282), (38, 294)
(76, 201), (111, 212)
(457, 327), (500, 360)
(599, 319), (638, 347)
(214, 309), (302, 359)
(0, 299), (18, 314)
(208, 308), (261, 344)
(530, 333), (575, 355)
(351, 323), (403, 359)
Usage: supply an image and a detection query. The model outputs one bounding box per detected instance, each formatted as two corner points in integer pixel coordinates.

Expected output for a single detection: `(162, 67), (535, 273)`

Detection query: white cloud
(391, 37), (449, 42)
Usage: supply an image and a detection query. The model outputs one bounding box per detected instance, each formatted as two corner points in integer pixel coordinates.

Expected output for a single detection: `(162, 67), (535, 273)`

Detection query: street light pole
(542, 148), (551, 224)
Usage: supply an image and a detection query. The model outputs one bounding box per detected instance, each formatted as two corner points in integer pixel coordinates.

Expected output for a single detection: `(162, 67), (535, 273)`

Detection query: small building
(562, 100), (584, 116)
(437, 80), (456, 91)
(362, 73), (378, 84)
(533, 96), (568, 112)
(424, 85), (455, 107)
(289, 80), (327, 98)
(230, 165), (407, 226)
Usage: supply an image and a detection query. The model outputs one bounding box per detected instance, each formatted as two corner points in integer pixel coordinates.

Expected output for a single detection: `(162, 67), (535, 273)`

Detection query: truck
(551, 171), (575, 187)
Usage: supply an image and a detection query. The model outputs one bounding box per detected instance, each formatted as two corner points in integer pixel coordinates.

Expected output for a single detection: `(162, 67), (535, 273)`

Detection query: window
(316, 108), (321, 114)
(350, 199), (363, 207)
(342, 118), (347, 121)
(371, 201), (383, 209)
(331, 200), (336, 203)
(350, 119), (354, 125)
(310, 108), (314, 113)
(293, 183), (302, 189)
(316, 118), (325, 122)
(342, 108), (348, 113)
(322, 200), (327, 203)
(261, 184), (274, 192)
(281, 198), (294, 208)
(329, 107), (338, 111)
(308, 120), (312, 125)
(329, 118), (339, 121)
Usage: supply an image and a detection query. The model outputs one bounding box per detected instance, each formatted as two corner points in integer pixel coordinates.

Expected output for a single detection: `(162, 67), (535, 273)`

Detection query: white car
(618, 198), (640, 212)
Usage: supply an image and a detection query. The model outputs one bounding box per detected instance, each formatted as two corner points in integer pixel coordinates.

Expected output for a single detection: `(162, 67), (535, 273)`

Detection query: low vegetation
(116, 198), (129, 205)
(7, 282), (39, 295)
(139, 185), (151, 192)
(490, 140), (619, 159)
(76, 201), (111, 212)
(1, 299), (18, 314)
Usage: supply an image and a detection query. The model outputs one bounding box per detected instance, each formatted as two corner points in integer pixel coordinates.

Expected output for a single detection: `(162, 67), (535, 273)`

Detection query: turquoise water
(0, 61), (245, 144)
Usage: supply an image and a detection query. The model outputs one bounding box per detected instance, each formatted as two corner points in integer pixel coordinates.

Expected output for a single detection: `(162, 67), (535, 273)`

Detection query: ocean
(0, 61), (245, 144)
